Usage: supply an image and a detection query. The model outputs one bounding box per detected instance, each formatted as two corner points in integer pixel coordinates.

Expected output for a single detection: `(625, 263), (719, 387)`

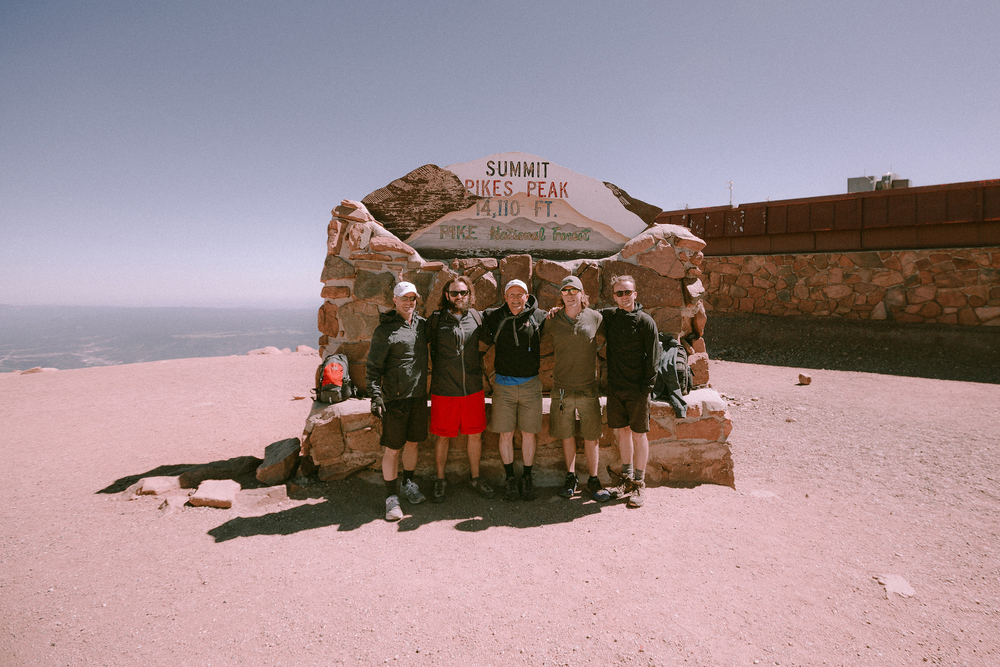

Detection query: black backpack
(652, 333), (694, 418)
(313, 353), (356, 404)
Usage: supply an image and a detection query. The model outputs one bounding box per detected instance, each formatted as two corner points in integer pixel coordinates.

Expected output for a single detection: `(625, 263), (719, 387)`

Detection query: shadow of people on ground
(205, 476), (621, 541)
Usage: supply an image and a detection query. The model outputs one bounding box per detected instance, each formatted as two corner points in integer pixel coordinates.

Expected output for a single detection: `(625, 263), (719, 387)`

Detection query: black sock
(523, 465), (532, 478)
(403, 469), (415, 483)
(385, 479), (397, 498)
(504, 463), (515, 479)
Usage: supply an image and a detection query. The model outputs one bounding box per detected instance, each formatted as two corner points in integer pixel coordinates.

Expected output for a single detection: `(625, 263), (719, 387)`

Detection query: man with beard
(366, 282), (429, 521)
(427, 276), (496, 503)
(482, 279), (547, 501)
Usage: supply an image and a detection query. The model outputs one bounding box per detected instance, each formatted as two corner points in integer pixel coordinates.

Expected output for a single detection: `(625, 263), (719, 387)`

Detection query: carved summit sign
(361, 152), (660, 260)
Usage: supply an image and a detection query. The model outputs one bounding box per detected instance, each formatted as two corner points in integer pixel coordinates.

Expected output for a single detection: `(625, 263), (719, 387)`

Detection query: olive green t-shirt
(544, 307), (603, 391)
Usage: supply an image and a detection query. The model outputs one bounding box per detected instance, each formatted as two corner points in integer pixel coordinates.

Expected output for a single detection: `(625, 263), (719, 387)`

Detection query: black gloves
(371, 395), (386, 419)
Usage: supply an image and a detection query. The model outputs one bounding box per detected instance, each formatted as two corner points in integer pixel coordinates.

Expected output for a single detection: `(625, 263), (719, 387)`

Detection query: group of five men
(365, 273), (660, 522)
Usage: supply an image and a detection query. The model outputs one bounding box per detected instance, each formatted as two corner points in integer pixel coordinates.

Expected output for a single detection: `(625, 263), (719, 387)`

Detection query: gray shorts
(490, 376), (543, 434)
(548, 386), (603, 441)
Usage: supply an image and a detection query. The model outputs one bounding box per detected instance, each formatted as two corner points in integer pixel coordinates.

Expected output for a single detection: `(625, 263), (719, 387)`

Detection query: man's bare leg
(467, 432), (482, 479)
(382, 446), (400, 483)
(616, 426), (635, 466)
(435, 435), (450, 479)
(583, 439), (600, 477)
(633, 431), (649, 472)
(498, 432), (514, 465)
(562, 437), (577, 474)
(521, 431), (536, 466)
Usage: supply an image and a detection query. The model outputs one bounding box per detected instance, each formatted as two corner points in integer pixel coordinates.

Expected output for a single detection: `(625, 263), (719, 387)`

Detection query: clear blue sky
(3, 0), (998, 308)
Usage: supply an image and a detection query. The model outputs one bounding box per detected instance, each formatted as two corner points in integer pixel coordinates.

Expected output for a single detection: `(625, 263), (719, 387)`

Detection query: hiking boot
(558, 473), (578, 499)
(504, 476), (519, 501)
(519, 473), (537, 501)
(587, 475), (611, 502)
(385, 495), (403, 521)
(606, 466), (635, 500)
(432, 478), (447, 503)
(470, 478), (496, 499)
(627, 480), (646, 508)
(398, 478), (426, 505)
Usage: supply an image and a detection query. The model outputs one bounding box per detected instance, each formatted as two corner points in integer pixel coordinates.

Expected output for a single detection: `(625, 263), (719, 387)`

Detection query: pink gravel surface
(1, 354), (998, 666)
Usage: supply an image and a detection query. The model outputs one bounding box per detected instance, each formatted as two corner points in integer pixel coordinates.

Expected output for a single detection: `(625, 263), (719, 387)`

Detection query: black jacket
(482, 295), (546, 378)
(429, 308), (484, 397)
(365, 310), (428, 403)
(600, 303), (660, 395)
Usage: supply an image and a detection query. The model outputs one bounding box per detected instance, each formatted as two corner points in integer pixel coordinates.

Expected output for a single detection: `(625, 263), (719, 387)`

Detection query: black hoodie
(482, 295), (546, 378)
(600, 302), (660, 395)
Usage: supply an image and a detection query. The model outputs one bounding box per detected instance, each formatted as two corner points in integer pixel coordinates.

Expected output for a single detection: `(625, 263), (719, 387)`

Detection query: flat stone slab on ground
(137, 476), (182, 495)
(875, 574), (916, 598)
(189, 479), (241, 508)
(239, 485), (289, 508)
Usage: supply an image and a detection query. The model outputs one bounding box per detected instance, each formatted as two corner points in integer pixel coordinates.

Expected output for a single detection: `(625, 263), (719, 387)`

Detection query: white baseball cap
(393, 282), (418, 297)
(504, 279), (528, 294)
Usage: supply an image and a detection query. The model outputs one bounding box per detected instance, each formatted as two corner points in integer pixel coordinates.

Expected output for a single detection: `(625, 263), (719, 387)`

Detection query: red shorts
(429, 391), (487, 437)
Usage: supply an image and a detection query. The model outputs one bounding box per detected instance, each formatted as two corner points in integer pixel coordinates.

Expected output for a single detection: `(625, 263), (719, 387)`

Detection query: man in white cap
(482, 278), (547, 500)
(366, 281), (429, 521)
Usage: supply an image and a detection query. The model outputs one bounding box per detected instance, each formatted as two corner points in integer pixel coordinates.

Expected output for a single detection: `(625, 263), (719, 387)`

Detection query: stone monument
(301, 153), (734, 489)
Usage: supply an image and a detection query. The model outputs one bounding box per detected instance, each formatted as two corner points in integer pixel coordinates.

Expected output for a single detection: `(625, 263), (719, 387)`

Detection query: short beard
(450, 302), (469, 316)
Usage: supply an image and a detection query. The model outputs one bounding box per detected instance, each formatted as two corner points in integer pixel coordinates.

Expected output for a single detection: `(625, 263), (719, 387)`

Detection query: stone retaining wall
(302, 390), (734, 489)
(304, 199), (735, 488)
(318, 200), (714, 391)
(702, 247), (1000, 325)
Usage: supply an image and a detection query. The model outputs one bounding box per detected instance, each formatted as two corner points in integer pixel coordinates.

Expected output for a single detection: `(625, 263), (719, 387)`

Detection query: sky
(3, 0), (999, 308)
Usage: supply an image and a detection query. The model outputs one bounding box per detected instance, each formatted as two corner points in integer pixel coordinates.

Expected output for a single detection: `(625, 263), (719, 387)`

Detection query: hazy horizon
(0, 304), (319, 372)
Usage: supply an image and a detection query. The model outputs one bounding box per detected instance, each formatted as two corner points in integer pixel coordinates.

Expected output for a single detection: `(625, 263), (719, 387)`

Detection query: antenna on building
(726, 181), (734, 207)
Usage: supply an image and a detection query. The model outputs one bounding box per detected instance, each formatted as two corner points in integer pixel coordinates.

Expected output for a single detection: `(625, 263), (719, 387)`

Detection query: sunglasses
(614, 290), (634, 297)
(447, 290), (470, 297)
(560, 287), (580, 294)
(398, 295), (417, 302)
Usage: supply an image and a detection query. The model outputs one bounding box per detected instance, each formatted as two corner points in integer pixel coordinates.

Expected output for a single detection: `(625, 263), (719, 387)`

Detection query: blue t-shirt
(494, 374), (534, 386)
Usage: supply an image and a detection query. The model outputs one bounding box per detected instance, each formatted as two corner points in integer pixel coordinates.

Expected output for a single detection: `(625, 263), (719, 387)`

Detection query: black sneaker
(431, 478), (447, 503)
(398, 478), (426, 504)
(558, 472), (578, 499)
(587, 475), (611, 502)
(519, 473), (537, 501)
(504, 476), (519, 501)
(470, 478), (496, 499)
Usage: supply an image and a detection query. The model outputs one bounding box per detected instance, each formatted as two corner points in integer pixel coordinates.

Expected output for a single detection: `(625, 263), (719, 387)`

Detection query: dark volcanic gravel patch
(705, 312), (1000, 384)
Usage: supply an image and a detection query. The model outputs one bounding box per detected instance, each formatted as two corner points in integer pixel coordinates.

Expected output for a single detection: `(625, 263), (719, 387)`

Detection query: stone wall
(302, 392), (734, 489)
(317, 200), (714, 390)
(702, 247), (1000, 326)
(303, 199), (734, 488)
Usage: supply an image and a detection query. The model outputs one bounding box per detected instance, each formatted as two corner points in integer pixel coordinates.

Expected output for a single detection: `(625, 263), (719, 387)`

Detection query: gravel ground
(1, 340), (998, 666)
